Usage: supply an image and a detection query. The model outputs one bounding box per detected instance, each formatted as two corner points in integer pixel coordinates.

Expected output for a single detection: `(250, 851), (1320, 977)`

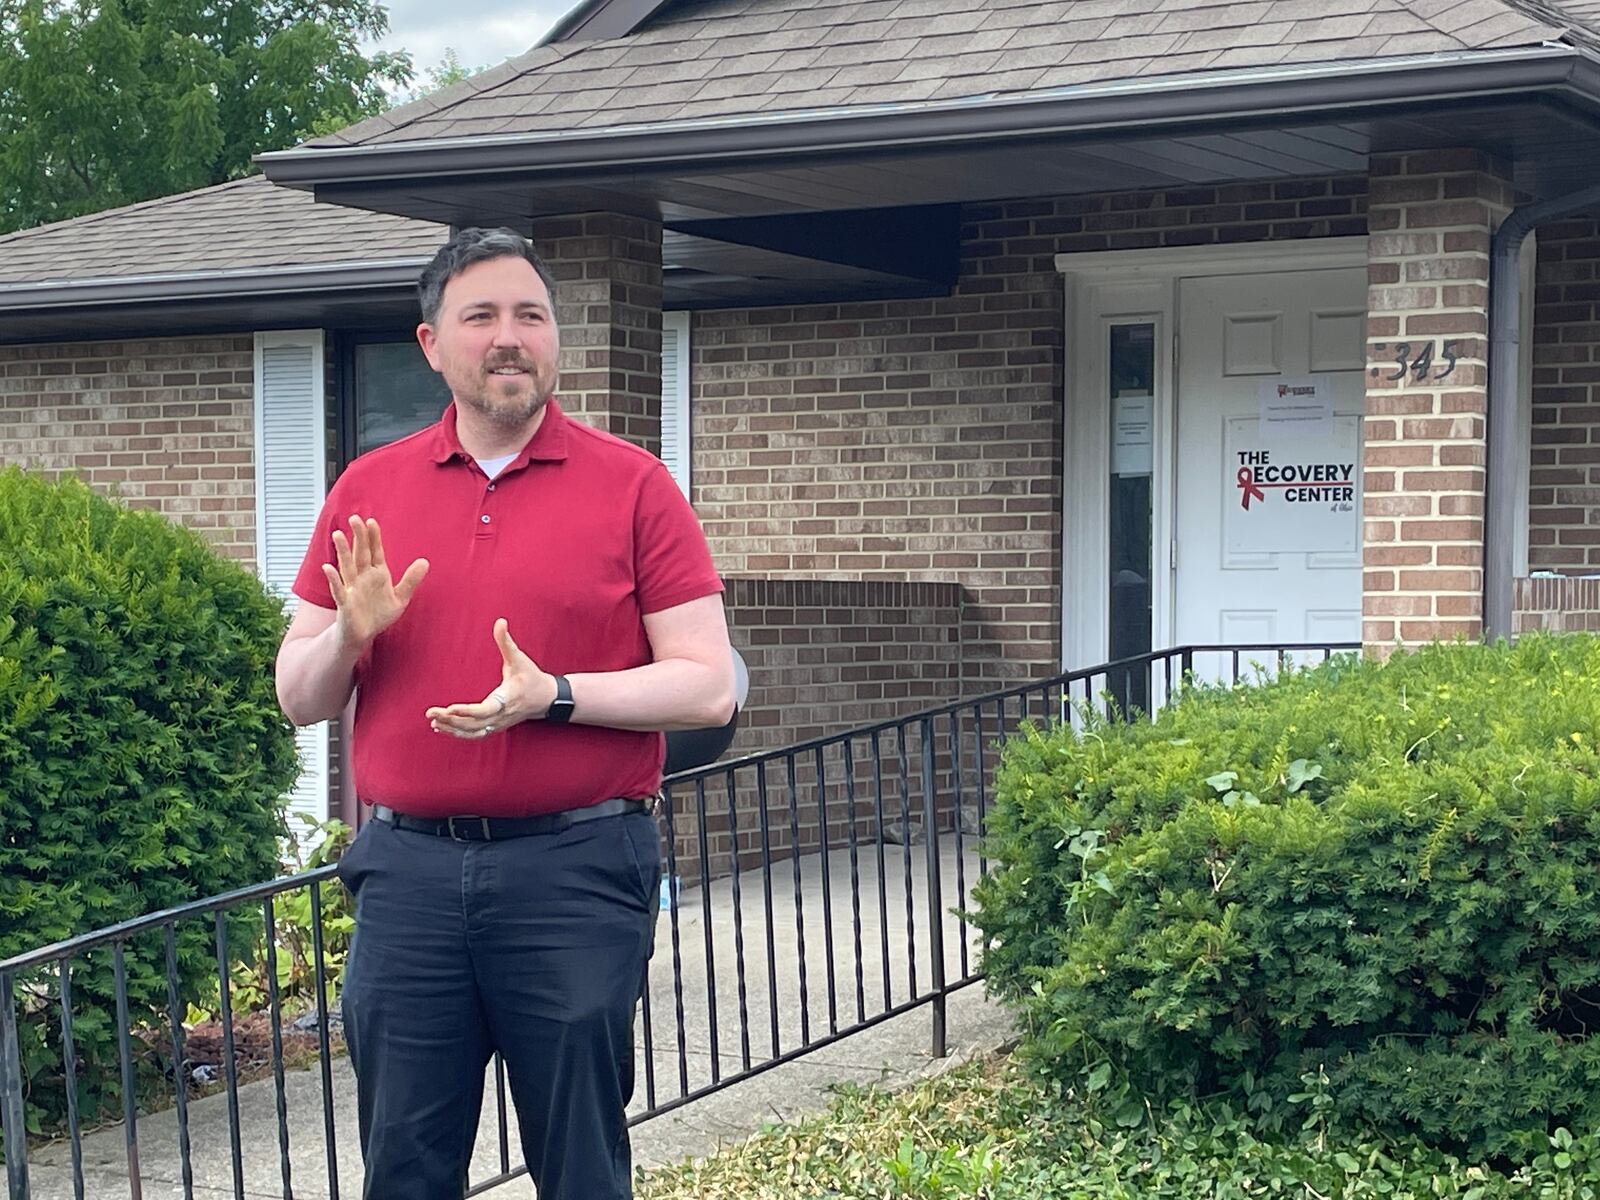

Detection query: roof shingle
(306, 0), (1588, 151)
(0, 177), (444, 287)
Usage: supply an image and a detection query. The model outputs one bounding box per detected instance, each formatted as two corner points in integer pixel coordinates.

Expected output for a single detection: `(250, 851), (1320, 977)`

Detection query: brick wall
(0, 335), (257, 562)
(532, 212), (664, 455)
(1361, 150), (1513, 646)
(1528, 216), (1600, 571)
(1513, 575), (1600, 633)
(691, 175), (1368, 692)
(725, 577), (965, 750)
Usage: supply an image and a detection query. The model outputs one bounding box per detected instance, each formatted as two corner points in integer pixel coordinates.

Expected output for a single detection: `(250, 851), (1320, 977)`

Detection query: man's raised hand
(322, 515), (429, 652)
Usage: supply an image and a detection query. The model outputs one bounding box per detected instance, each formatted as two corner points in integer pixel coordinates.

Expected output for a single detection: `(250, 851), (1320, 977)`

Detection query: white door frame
(1055, 237), (1368, 671)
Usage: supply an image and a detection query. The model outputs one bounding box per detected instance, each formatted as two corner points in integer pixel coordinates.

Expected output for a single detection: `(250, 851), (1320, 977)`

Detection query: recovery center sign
(1224, 376), (1360, 555)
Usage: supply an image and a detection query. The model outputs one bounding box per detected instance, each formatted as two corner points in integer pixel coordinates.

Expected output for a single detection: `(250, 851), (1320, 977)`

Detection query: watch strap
(545, 674), (575, 723)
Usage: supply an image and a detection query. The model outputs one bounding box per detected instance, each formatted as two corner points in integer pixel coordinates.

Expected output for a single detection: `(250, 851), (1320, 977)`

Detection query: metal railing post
(2, 971), (29, 1199)
(919, 717), (947, 1059)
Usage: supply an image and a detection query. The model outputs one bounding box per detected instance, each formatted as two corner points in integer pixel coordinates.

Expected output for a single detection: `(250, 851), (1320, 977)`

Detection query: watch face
(546, 675), (574, 721)
(547, 682), (576, 722)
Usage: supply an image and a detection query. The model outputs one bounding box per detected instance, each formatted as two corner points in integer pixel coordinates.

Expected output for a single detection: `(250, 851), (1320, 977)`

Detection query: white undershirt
(476, 453), (517, 480)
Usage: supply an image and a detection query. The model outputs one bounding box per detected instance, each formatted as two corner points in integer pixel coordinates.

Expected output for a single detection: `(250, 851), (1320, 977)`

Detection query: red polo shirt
(291, 400), (724, 818)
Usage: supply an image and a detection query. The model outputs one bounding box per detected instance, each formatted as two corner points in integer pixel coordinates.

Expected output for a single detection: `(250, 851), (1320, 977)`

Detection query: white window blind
(253, 331), (329, 831)
(661, 311), (691, 496)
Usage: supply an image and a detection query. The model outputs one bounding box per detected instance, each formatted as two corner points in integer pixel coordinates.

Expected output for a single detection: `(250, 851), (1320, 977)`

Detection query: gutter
(259, 47), (1599, 188)
(1483, 180), (1600, 640)
(0, 258), (432, 313)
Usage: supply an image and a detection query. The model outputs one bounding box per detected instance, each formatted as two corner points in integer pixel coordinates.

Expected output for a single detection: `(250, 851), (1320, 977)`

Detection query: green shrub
(970, 636), (1600, 1158)
(0, 468), (297, 1136)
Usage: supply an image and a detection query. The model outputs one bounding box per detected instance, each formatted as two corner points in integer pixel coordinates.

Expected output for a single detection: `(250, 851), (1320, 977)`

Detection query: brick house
(3, 0), (1600, 823)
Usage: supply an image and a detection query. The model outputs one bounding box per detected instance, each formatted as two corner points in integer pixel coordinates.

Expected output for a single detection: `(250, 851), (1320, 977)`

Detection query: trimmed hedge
(0, 468), (297, 1135)
(971, 636), (1600, 1158)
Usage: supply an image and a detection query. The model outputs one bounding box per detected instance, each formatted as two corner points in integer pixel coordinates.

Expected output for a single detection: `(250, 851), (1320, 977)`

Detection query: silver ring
(483, 723), (495, 736)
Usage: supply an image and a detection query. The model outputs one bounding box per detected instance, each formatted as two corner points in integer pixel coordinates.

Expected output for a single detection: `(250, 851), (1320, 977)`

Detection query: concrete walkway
(19, 839), (1015, 1199)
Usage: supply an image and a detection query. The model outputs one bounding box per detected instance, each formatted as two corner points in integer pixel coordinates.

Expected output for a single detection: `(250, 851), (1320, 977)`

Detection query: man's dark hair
(417, 227), (559, 324)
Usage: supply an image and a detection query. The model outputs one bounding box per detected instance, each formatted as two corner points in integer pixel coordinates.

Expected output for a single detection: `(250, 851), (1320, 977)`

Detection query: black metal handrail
(1, 641), (1356, 1199)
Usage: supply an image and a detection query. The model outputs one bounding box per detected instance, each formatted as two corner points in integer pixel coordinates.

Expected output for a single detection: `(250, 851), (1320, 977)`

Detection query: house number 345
(1368, 339), (1460, 383)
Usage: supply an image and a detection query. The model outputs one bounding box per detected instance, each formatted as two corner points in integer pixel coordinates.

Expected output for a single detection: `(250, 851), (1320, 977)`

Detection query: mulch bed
(165, 1009), (343, 1087)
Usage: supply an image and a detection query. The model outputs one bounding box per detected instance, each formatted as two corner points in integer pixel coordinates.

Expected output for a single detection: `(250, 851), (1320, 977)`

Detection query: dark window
(339, 336), (451, 466)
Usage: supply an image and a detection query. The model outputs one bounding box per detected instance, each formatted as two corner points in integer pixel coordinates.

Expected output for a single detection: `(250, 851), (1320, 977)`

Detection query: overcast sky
(371, 1), (574, 93)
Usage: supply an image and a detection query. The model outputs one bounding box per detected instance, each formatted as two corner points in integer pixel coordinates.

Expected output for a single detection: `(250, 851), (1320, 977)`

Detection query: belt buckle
(448, 816), (492, 842)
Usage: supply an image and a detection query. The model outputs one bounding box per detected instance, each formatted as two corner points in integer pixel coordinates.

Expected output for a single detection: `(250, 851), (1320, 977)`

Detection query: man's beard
(454, 354), (553, 427)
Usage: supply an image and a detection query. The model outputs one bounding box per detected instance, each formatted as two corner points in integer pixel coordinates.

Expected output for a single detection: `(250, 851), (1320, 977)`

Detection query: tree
(0, 0), (414, 234)
(394, 46), (481, 105)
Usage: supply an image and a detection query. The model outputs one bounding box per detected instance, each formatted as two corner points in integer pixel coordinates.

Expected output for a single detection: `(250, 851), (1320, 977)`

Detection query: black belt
(370, 797), (651, 841)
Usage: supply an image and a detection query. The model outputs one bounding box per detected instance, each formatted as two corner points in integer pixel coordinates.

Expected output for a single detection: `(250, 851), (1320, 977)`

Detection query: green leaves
(971, 635), (1600, 1160)
(0, 0), (414, 232)
(1285, 758), (1323, 794)
(0, 468), (297, 1142)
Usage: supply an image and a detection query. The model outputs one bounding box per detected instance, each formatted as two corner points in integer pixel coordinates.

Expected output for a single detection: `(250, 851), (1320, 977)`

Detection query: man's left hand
(426, 619), (558, 739)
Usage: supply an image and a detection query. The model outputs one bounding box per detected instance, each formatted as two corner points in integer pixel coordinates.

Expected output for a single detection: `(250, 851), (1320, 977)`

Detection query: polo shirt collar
(428, 399), (570, 470)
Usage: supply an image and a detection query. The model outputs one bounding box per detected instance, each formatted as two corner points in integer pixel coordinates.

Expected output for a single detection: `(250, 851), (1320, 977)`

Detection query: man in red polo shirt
(275, 227), (734, 1200)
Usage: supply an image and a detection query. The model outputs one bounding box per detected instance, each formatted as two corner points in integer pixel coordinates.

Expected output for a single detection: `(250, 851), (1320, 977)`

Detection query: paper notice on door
(1259, 375), (1333, 441)
(1112, 392), (1153, 475)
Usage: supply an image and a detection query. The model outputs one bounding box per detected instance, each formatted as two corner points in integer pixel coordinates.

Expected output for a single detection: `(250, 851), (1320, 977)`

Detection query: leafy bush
(190, 816), (356, 1023)
(971, 636), (1600, 1158)
(0, 468), (297, 1136)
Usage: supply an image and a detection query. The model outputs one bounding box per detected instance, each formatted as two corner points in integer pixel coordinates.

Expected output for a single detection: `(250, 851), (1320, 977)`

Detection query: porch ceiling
(280, 101), (1600, 311)
(306, 98), (1600, 233)
(291, 87), (1600, 309)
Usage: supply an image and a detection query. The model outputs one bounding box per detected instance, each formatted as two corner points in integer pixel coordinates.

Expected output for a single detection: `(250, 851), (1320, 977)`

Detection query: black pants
(337, 810), (662, 1199)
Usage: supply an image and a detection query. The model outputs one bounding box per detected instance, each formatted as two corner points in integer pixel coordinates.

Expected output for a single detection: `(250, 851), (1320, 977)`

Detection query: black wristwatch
(544, 674), (575, 724)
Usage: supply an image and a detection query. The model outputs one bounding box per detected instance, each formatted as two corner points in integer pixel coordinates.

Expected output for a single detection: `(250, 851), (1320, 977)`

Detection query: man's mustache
(484, 355), (535, 372)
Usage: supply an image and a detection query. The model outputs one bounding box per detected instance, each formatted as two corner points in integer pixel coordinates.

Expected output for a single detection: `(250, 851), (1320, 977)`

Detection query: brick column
(529, 213), (663, 454)
(1363, 151), (1514, 647)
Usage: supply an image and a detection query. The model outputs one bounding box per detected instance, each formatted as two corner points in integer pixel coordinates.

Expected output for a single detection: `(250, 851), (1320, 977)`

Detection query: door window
(1108, 322), (1154, 714)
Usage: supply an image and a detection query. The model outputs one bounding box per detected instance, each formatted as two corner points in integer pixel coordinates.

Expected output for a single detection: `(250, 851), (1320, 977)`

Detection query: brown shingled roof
(309, 0), (1589, 150)
(0, 175), (445, 287)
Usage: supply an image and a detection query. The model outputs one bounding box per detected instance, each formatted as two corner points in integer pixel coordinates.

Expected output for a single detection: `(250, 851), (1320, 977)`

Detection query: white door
(1173, 269), (1367, 673)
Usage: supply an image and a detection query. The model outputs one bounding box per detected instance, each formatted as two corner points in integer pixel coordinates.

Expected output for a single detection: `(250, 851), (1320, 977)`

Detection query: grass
(633, 1052), (1600, 1199)
(635, 1054), (1013, 1200)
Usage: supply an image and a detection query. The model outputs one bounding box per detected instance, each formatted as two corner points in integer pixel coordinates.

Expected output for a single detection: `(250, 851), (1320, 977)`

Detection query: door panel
(1174, 269), (1367, 666)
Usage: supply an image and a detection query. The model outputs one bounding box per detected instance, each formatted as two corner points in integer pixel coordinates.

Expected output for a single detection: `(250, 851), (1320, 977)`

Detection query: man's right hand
(321, 515), (429, 653)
